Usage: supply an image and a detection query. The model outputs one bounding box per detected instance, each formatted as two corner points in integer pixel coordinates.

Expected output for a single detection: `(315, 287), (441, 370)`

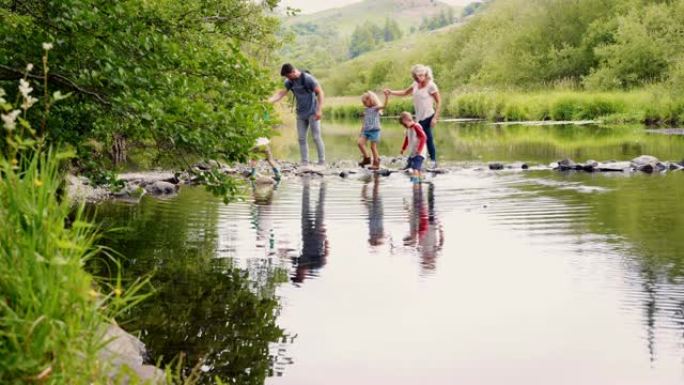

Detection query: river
(92, 120), (684, 385)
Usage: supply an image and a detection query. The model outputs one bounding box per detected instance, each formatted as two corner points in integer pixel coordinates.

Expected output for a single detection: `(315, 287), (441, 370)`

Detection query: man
(269, 63), (326, 166)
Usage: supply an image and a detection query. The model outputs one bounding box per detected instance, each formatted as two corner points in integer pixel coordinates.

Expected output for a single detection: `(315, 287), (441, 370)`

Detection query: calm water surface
(95, 122), (684, 385)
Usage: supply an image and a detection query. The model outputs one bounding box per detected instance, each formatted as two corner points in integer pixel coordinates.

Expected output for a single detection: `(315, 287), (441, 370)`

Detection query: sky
(279, 0), (473, 14)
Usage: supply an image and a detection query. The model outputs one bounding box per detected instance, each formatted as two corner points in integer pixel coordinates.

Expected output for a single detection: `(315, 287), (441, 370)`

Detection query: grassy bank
(324, 88), (684, 125)
(0, 151), (148, 384)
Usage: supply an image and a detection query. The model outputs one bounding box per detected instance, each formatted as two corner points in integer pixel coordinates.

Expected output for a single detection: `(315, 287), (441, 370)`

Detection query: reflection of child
(250, 137), (281, 181)
(399, 111), (427, 182)
(358, 91), (389, 170)
(362, 173), (385, 246)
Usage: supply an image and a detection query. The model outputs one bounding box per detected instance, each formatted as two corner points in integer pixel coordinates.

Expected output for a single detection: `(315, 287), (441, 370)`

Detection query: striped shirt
(363, 107), (381, 131)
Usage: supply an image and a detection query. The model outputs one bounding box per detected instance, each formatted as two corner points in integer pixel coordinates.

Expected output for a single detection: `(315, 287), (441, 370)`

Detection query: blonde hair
(398, 111), (413, 125)
(411, 64), (433, 82)
(361, 91), (381, 107)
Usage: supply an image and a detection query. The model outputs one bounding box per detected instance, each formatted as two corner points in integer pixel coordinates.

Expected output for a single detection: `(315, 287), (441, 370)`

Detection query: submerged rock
(488, 163), (504, 170)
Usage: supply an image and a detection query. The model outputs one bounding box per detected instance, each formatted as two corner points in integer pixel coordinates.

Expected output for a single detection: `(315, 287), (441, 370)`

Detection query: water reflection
(362, 174), (385, 246)
(251, 181), (278, 256)
(91, 189), (286, 385)
(402, 182), (444, 272)
(292, 176), (328, 284)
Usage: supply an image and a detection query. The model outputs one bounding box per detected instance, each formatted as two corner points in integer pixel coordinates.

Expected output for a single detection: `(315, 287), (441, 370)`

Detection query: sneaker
(431, 160), (438, 169)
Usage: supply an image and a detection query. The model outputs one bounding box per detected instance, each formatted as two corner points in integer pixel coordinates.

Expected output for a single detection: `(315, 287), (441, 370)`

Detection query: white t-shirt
(412, 81), (439, 121)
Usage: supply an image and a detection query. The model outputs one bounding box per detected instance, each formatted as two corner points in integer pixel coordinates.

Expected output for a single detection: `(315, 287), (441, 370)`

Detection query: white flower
(1, 109), (21, 131)
(42, 42), (53, 51)
(21, 96), (38, 110)
(19, 79), (33, 99)
(26, 63), (34, 72)
(255, 137), (270, 146)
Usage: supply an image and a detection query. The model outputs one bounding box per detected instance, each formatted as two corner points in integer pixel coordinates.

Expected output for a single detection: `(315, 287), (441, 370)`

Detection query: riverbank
(324, 89), (684, 125)
(0, 152), (163, 384)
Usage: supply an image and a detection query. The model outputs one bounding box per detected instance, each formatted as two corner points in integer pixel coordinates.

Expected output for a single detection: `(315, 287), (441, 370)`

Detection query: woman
(384, 64), (441, 168)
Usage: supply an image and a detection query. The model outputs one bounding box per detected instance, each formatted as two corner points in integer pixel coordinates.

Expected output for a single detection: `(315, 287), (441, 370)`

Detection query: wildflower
(21, 95), (38, 111)
(11, 159), (18, 165)
(1, 109), (21, 131)
(34, 179), (43, 187)
(88, 289), (100, 299)
(255, 137), (270, 146)
(19, 79), (33, 99)
(42, 42), (53, 51)
(114, 287), (123, 297)
(26, 63), (34, 72)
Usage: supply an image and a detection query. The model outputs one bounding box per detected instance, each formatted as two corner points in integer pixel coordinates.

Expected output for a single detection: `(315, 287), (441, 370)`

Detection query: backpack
(290, 70), (315, 94)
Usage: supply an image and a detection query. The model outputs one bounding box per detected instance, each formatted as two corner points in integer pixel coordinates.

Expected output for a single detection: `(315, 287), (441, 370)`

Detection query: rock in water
(597, 161), (633, 172)
(557, 159), (576, 171)
(630, 155), (666, 173)
(488, 163), (504, 170)
(145, 181), (178, 195)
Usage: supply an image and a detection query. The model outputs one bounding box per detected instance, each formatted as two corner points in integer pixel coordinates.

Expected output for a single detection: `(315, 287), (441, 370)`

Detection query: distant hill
(278, 0), (462, 71)
(284, 0), (456, 36)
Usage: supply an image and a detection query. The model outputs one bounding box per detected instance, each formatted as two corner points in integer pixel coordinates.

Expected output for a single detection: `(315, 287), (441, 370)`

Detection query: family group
(252, 62), (441, 181)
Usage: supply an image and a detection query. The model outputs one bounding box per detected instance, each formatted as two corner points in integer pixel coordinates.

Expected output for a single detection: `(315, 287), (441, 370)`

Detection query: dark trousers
(418, 114), (436, 161)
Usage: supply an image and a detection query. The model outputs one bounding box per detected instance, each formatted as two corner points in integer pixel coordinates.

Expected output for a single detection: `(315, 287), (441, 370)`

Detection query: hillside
(284, 0), (455, 36)
(278, 0), (465, 73)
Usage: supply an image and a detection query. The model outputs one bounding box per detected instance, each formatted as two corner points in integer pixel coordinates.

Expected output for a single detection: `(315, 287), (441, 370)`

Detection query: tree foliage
(349, 19), (403, 58)
(0, 0), (283, 167)
(321, 0), (684, 95)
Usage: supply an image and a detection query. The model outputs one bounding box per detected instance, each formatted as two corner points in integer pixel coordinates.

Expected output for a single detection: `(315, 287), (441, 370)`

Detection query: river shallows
(95, 122), (684, 384)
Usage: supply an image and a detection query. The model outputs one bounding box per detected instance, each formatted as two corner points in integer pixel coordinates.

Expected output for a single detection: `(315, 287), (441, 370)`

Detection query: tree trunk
(111, 134), (127, 166)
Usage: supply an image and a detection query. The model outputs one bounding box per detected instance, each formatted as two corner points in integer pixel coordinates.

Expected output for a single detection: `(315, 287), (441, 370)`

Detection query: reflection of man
(362, 174), (385, 246)
(292, 176), (328, 283)
(404, 182), (444, 271)
(268, 63), (326, 166)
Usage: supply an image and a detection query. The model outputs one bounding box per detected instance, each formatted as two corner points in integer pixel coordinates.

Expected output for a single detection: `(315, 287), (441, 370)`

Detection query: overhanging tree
(0, 0), (282, 166)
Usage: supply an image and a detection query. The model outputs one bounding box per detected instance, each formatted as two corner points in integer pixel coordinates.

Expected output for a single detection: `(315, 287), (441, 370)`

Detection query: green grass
(325, 88), (684, 125)
(0, 150), (149, 384)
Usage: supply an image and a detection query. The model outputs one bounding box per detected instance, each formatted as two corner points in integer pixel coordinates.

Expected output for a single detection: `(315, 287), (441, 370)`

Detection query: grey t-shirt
(285, 73), (319, 119)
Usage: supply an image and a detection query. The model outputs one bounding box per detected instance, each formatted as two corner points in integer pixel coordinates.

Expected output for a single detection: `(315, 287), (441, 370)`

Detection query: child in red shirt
(399, 111), (427, 182)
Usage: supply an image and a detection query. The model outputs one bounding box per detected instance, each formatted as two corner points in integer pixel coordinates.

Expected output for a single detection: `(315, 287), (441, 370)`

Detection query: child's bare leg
(265, 146), (279, 169)
(357, 136), (369, 158)
(370, 142), (379, 165)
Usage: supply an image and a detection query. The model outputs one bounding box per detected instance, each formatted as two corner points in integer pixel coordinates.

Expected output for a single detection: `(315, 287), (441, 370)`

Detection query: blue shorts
(361, 129), (381, 142)
(408, 155), (424, 170)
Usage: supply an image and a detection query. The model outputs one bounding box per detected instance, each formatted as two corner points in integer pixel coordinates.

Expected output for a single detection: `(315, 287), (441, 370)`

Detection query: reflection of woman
(292, 176), (328, 283)
(403, 183), (444, 272)
(384, 64), (441, 169)
(362, 174), (385, 246)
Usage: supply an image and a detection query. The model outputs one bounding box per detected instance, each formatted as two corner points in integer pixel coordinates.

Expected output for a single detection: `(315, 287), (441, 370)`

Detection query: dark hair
(280, 63), (295, 76)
